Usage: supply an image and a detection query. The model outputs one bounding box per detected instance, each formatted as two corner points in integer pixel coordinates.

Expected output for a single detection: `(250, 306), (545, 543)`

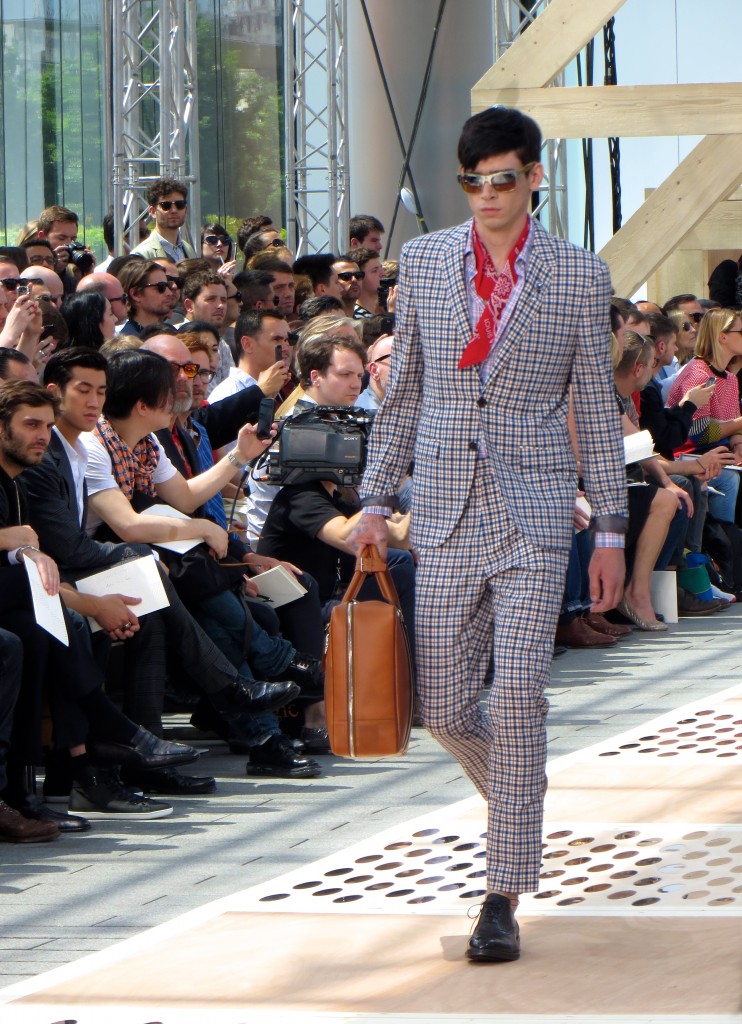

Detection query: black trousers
(0, 628), (22, 792)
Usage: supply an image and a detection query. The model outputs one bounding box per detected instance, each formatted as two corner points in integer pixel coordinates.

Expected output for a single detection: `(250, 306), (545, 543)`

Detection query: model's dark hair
(457, 107), (541, 170)
(61, 291), (108, 350)
(102, 349), (173, 418)
(44, 348), (108, 391)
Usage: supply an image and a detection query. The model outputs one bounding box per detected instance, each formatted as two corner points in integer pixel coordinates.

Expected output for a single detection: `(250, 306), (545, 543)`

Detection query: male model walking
(350, 107), (627, 961)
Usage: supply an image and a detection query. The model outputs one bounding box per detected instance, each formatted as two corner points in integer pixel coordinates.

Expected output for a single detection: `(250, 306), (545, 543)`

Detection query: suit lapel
(49, 431), (88, 524)
(441, 223), (481, 396)
(482, 220), (556, 386)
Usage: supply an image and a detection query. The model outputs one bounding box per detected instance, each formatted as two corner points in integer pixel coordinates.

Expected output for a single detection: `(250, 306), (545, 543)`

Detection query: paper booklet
(24, 557), (69, 646)
(75, 554), (170, 632)
(624, 429), (656, 465)
(251, 565), (307, 608)
(144, 503), (201, 554)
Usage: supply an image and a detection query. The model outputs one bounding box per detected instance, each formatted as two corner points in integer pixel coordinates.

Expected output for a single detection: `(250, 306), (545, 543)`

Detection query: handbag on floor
(324, 544), (413, 757)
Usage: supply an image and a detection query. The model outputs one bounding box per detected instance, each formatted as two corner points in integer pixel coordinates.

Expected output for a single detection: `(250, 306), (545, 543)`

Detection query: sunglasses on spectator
(157, 200), (187, 211)
(337, 271), (365, 281)
(228, 290), (242, 303)
(141, 281), (171, 294)
(204, 234), (231, 247)
(680, 321), (696, 332)
(0, 278), (22, 291)
(165, 277), (183, 291)
(373, 353), (392, 364)
(265, 238), (285, 248)
(168, 360), (200, 378)
(287, 331), (299, 346)
(196, 368), (216, 382)
(689, 312), (704, 324)
(457, 163), (537, 194)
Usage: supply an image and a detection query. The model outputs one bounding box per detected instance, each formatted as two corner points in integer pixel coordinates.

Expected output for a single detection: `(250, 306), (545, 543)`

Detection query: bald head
(141, 334), (193, 415)
(77, 272), (128, 324)
(20, 265), (64, 307)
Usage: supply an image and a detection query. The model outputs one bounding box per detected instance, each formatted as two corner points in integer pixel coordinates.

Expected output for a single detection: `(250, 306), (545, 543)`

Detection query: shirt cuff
(7, 548), (20, 565)
(362, 506), (393, 519)
(594, 532), (625, 549)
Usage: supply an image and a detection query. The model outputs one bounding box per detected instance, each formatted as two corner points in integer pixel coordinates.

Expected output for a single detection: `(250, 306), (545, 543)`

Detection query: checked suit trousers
(415, 459), (569, 895)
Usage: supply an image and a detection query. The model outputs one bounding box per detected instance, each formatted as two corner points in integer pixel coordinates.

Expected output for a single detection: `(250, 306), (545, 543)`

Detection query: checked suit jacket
(361, 217), (628, 553)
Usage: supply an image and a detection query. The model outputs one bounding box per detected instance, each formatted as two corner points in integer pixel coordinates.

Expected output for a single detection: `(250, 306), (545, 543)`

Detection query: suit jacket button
(468, 441), (479, 452)
(477, 397), (487, 407)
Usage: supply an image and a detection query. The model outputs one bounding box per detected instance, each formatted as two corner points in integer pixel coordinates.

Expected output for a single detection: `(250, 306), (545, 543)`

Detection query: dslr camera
(261, 406), (374, 487)
(66, 243), (95, 273)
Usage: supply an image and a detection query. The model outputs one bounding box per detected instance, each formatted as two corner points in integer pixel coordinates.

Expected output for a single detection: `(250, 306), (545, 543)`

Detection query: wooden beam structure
(472, 0), (626, 90)
(471, 0), (742, 296)
(599, 134), (742, 298)
(471, 84), (742, 139)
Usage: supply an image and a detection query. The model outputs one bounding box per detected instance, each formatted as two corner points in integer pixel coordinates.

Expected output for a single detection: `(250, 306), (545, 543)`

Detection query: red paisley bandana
(458, 217), (530, 369)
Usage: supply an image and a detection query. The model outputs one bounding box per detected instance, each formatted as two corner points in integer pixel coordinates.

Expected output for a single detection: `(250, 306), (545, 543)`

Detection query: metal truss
(107, 0), (200, 255)
(494, 0), (568, 239)
(284, 0), (348, 257)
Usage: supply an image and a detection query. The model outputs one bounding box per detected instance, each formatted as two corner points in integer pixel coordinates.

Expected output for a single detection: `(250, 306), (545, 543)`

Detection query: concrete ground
(1, 607), (739, 990)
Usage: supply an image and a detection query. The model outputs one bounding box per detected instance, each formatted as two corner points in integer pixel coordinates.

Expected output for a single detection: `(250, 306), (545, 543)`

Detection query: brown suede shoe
(0, 799), (59, 843)
(555, 616), (617, 648)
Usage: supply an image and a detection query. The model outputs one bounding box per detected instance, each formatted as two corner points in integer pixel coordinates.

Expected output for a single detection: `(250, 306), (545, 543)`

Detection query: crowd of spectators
(1, 175), (739, 845)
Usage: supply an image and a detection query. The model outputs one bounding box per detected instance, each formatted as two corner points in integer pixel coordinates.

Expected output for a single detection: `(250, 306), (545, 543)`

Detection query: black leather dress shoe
(300, 726), (331, 754)
(466, 893), (520, 962)
(215, 680), (301, 719)
(279, 653), (324, 697)
(246, 734), (322, 779)
(122, 765), (217, 795)
(13, 794), (90, 833)
(88, 728), (200, 772)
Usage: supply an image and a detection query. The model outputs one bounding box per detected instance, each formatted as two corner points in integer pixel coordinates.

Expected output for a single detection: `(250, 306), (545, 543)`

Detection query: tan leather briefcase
(325, 545), (413, 757)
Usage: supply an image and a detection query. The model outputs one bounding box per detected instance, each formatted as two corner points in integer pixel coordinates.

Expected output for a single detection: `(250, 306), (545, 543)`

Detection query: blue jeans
(708, 467), (739, 523)
(560, 529), (591, 617)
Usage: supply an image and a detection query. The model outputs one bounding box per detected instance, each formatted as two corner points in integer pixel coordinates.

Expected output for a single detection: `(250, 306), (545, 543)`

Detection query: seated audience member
(245, 253), (296, 316)
(130, 178), (195, 263)
(24, 350), (299, 788)
(257, 331), (416, 652)
(201, 223), (235, 274)
(348, 214), (384, 255)
(613, 331), (691, 631)
(332, 257), (363, 317)
(0, 349), (38, 383)
(660, 294), (706, 400)
(20, 265), (64, 309)
(22, 237), (56, 272)
(209, 308), (291, 406)
(299, 295), (343, 322)
(118, 259), (173, 336)
(144, 334), (327, 765)
(76, 272), (130, 326)
(667, 307), (742, 526)
(341, 247), (383, 319)
(292, 254), (343, 302)
(61, 291), (118, 350)
(0, 379), (212, 824)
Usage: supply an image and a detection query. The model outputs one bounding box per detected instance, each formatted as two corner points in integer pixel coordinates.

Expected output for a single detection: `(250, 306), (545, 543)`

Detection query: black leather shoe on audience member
(89, 726), (200, 772)
(11, 793), (90, 833)
(299, 726), (331, 754)
(122, 765), (217, 796)
(69, 769), (173, 820)
(279, 653), (324, 696)
(215, 680), (300, 719)
(246, 734), (322, 779)
(466, 893), (521, 962)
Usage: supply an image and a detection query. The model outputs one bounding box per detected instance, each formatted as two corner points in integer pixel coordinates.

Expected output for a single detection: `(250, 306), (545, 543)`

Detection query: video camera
(260, 405), (374, 487)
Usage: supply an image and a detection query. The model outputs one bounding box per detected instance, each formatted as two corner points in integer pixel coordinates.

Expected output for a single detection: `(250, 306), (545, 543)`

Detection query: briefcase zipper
(347, 601), (355, 757)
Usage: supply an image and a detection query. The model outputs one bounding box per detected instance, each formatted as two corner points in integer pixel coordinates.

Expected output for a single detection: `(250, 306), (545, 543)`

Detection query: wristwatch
(226, 448), (249, 473)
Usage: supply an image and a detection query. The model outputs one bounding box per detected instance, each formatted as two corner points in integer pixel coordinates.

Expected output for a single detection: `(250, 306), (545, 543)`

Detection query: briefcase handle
(341, 544), (402, 608)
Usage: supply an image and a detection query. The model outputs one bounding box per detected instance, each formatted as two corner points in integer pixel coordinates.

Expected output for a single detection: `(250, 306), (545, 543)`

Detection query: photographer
(257, 331), (416, 656)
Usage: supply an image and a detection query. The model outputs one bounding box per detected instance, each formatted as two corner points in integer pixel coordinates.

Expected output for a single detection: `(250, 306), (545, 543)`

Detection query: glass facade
(0, 0), (285, 256)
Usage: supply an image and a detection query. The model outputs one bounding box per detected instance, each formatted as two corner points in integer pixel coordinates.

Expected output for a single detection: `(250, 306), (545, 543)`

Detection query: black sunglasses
(287, 331), (299, 346)
(0, 278), (21, 290)
(165, 277), (183, 291)
(266, 238), (285, 248)
(157, 199), (187, 211)
(142, 281), (171, 294)
(204, 234), (232, 246)
(337, 271), (365, 281)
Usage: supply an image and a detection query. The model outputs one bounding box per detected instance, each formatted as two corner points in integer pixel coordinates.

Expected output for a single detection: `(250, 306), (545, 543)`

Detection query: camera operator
(257, 332), (416, 656)
(36, 206), (95, 288)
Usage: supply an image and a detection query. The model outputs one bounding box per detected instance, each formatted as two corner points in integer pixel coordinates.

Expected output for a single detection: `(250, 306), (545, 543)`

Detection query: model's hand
(588, 547), (625, 613)
(235, 421), (275, 463)
(347, 513), (388, 559)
